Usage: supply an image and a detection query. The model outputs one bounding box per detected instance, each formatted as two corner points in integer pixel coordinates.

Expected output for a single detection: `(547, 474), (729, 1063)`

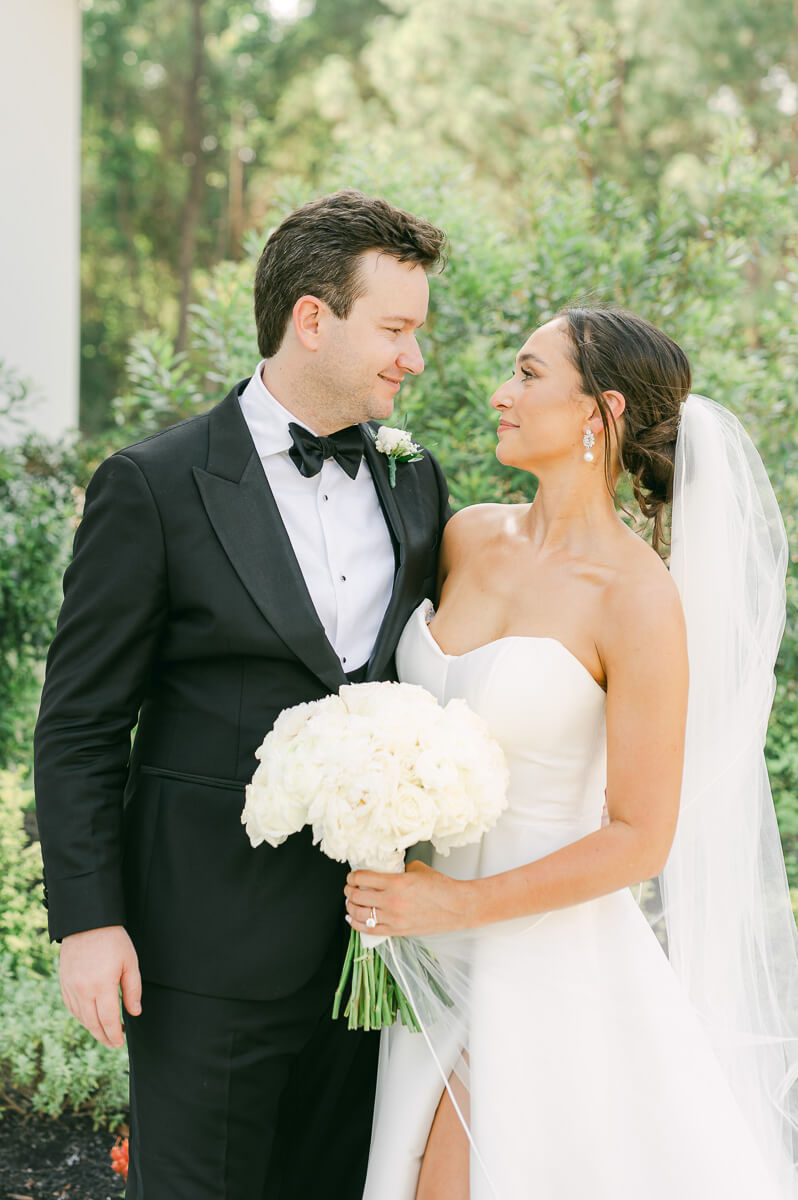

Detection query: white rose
(340, 682), (439, 757)
(413, 747), (459, 793)
(374, 426), (418, 456)
(267, 698), (322, 744)
(241, 754), (310, 848)
(370, 777), (438, 849)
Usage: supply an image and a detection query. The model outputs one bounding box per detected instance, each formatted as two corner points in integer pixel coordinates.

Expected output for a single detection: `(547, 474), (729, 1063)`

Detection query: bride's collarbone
(438, 572), (608, 644)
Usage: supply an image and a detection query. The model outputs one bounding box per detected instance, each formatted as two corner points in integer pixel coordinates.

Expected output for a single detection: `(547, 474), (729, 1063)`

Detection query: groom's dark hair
(254, 190), (447, 357)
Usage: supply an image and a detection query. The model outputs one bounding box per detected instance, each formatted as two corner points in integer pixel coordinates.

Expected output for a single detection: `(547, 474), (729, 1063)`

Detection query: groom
(34, 190), (449, 1197)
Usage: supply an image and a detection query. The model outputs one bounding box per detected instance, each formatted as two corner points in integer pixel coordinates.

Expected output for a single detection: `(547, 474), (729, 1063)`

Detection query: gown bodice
(396, 600), (608, 875)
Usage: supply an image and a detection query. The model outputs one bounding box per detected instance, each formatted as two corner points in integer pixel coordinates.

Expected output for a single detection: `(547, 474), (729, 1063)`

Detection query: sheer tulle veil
(657, 393), (798, 1189)
(375, 392), (798, 1196)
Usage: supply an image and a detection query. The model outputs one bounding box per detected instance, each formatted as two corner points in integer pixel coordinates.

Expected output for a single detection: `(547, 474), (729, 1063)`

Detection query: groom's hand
(59, 925), (142, 1050)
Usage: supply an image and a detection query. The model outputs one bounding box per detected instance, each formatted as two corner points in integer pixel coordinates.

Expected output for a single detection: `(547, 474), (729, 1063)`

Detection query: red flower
(110, 1136), (129, 1182)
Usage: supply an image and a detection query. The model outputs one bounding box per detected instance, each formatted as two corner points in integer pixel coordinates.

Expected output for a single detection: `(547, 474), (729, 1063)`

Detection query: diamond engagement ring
(366, 907), (377, 929)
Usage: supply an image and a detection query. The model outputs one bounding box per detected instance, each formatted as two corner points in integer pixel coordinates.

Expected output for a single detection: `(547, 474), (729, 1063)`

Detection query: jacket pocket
(139, 764), (245, 792)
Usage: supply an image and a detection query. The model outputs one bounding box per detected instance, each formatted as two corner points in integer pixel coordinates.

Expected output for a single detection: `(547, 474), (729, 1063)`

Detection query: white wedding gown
(362, 600), (788, 1199)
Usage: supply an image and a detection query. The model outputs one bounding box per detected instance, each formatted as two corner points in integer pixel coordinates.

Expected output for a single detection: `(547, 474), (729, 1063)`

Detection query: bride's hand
(344, 860), (475, 936)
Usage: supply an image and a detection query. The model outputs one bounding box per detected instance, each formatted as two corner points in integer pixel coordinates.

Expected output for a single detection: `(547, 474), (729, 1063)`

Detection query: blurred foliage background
(1, 0), (797, 1125)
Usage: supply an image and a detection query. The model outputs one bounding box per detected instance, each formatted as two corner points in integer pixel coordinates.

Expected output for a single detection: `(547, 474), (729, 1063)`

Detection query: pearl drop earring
(582, 429), (595, 463)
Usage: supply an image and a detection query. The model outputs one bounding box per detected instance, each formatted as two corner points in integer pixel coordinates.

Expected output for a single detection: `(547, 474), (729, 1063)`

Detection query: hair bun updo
(560, 306), (692, 552)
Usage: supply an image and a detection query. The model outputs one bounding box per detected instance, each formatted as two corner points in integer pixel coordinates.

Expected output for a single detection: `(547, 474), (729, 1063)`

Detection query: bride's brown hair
(559, 305), (692, 552)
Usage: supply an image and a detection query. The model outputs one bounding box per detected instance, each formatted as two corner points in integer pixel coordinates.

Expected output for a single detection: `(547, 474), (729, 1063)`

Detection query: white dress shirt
(238, 363), (396, 672)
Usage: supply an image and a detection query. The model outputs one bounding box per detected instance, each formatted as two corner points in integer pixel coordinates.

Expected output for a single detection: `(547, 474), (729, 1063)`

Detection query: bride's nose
(491, 384), (512, 411)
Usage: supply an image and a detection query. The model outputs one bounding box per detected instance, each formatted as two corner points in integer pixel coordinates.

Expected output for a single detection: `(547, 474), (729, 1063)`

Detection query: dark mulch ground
(0, 1108), (126, 1200)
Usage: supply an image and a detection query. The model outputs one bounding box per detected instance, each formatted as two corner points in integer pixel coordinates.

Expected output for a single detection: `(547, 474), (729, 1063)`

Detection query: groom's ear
(292, 294), (326, 351)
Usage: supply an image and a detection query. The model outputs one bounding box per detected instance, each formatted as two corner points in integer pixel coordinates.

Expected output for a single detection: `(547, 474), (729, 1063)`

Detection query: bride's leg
(415, 1073), (469, 1200)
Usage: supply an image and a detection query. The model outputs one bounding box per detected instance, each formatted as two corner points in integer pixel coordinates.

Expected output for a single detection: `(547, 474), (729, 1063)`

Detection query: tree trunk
(175, 0), (204, 353)
(227, 108), (244, 260)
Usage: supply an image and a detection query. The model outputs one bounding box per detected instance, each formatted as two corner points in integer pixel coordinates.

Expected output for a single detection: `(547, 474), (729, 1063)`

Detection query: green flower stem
(361, 947), (372, 1031)
(352, 955), (361, 1029)
(419, 950), (455, 1009)
(347, 937), (362, 1027)
(380, 958), (393, 1025)
(332, 929), (356, 1020)
(395, 983), (420, 1032)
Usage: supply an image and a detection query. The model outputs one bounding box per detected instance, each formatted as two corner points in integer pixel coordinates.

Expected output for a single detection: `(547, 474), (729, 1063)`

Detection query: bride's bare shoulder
(601, 532), (686, 668)
(441, 503), (521, 565)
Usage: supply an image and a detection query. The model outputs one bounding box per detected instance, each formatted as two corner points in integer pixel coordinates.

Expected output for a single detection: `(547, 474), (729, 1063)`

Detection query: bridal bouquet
(241, 681), (508, 1031)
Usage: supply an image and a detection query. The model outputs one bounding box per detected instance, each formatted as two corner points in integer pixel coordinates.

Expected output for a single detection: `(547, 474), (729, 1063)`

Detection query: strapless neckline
(416, 599), (606, 695)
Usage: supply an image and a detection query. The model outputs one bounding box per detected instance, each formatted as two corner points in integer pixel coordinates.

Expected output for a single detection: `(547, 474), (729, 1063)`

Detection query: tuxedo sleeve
(34, 452), (168, 941)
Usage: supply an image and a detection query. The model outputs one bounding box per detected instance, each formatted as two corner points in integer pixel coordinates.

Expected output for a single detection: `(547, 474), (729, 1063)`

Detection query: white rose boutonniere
(371, 425), (424, 487)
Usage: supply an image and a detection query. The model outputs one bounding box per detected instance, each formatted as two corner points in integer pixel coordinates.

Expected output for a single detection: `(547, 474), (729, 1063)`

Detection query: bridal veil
(660, 393), (798, 1190)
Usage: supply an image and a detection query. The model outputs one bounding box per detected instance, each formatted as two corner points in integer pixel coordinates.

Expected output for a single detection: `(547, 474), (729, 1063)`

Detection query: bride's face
(491, 317), (590, 472)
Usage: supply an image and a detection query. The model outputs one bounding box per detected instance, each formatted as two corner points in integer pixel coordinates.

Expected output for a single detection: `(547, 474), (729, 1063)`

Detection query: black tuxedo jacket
(34, 381), (450, 1000)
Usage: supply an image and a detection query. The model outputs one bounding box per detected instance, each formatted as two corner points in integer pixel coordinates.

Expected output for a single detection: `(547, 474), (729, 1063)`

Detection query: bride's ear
(585, 389), (626, 437)
(602, 389), (626, 424)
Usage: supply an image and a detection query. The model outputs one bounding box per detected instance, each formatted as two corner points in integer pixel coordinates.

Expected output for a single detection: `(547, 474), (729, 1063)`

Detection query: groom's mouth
(379, 374), (403, 393)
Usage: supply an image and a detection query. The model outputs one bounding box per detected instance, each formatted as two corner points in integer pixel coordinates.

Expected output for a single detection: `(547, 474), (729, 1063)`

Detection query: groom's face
(320, 250), (429, 423)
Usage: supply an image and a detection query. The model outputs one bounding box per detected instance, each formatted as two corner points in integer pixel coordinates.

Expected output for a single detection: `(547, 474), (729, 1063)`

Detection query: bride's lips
(497, 420), (518, 434)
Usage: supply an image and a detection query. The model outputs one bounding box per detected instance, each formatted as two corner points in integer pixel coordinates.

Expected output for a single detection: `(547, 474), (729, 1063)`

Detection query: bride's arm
(345, 571), (688, 936)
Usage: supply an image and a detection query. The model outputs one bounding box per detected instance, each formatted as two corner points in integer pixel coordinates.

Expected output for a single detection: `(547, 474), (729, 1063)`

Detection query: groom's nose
(397, 336), (424, 375)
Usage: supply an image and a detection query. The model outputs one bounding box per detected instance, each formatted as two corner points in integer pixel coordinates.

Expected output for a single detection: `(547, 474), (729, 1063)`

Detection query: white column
(0, 1), (81, 440)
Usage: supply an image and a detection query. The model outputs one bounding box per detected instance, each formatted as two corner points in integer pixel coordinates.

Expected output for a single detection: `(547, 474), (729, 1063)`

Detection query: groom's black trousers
(125, 927), (378, 1199)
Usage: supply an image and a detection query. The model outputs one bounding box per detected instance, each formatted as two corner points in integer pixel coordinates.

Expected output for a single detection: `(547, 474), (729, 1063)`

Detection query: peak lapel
(360, 427), (412, 681)
(194, 386), (347, 694)
(360, 424), (406, 561)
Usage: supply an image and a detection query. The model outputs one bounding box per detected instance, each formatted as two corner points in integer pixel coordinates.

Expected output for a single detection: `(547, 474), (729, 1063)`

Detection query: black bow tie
(287, 422), (363, 481)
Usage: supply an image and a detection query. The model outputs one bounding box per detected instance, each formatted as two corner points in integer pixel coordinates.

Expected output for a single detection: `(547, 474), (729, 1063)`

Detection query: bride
(344, 306), (798, 1198)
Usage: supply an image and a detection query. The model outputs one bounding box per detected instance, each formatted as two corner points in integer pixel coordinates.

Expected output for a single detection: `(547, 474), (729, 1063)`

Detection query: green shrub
(0, 956), (128, 1129)
(0, 773), (128, 1129)
(110, 329), (207, 442)
(0, 769), (54, 976)
(0, 366), (76, 768)
(768, 681), (798, 888)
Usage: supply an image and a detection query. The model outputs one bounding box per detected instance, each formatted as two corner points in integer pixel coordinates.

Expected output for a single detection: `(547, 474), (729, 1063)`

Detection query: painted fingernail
(345, 915), (352, 924)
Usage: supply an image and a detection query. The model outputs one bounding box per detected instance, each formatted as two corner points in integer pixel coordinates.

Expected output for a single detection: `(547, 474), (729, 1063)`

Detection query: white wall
(0, 1), (81, 440)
